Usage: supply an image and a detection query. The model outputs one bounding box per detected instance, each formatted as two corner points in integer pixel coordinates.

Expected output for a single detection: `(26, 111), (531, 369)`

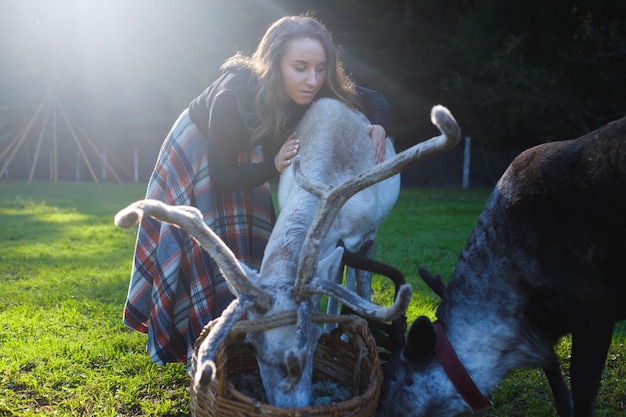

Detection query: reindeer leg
(320, 245), (345, 330)
(324, 266), (346, 331)
(568, 310), (614, 417)
(325, 264), (346, 320)
(543, 353), (573, 417)
(356, 242), (374, 302)
(341, 246), (407, 296)
(326, 241), (366, 331)
(327, 241), (371, 330)
(341, 249), (407, 356)
(346, 267), (357, 293)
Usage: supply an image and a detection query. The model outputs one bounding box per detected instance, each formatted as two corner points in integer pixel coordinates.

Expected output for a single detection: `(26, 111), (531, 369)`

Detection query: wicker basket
(190, 313), (382, 417)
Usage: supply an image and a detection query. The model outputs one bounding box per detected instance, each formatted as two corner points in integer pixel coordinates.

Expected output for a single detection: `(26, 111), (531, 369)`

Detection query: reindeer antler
(306, 277), (412, 321)
(116, 104), (460, 400)
(114, 199), (271, 311)
(193, 295), (257, 388)
(293, 105), (460, 301)
(115, 199), (275, 388)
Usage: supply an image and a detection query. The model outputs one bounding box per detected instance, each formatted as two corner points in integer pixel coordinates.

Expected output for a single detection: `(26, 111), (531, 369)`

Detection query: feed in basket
(190, 313), (382, 417)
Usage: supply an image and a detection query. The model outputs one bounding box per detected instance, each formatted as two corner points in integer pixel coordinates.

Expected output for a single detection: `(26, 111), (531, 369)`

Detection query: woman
(123, 15), (391, 367)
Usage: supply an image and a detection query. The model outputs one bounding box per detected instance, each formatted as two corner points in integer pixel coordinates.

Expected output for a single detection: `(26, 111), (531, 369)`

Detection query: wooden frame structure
(0, 48), (124, 183)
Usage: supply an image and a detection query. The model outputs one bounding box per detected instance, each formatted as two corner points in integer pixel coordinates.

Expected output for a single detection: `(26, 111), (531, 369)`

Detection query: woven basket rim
(190, 312), (382, 416)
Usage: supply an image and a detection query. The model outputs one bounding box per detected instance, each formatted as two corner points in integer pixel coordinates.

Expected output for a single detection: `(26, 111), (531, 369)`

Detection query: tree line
(1, 0), (624, 181)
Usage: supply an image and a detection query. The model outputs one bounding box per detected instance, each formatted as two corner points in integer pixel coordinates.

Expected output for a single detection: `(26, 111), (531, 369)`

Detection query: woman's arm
(356, 85), (390, 132)
(356, 86), (391, 163)
(206, 90), (279, 193)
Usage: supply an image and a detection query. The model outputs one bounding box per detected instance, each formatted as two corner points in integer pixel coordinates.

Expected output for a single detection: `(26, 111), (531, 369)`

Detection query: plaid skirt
(123, 108), (274, 367)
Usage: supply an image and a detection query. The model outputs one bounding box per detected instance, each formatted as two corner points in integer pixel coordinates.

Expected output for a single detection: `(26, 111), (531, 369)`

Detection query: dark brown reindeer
(115, 99), (461, 408)
(378, 116), (626, 417)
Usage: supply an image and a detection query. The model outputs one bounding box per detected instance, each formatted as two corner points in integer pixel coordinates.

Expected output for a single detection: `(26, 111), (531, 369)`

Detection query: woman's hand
(368, 124), (387, 164)
(275, 133), (300, 174)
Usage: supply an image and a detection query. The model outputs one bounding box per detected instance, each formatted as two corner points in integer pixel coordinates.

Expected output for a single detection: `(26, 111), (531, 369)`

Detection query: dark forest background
(1, 0), (625, 186)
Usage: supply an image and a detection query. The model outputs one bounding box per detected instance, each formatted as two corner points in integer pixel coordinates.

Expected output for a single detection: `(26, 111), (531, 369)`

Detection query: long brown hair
(222, 15), (360, 144)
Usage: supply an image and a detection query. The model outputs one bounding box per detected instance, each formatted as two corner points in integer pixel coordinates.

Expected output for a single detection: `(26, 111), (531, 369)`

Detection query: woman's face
(279, 37), (327, 105)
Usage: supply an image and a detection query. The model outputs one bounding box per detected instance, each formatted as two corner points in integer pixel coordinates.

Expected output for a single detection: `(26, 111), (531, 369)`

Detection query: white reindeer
(115, 99), (460, 408)
(276, 98), (399, 320)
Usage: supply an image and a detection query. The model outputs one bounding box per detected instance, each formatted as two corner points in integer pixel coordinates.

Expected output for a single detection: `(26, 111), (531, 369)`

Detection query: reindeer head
(241, 247), (344, 406)
(114, 104), (460, 408)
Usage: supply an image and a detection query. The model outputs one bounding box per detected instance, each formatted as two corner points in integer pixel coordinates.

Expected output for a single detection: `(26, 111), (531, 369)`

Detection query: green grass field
(0, 181), (624, 416)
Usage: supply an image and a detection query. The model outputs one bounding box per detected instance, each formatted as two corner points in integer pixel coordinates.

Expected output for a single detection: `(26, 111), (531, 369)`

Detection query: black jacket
(188, 67), (390, 193)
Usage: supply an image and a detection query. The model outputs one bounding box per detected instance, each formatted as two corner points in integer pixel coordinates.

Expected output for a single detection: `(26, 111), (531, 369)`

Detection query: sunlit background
(0, 0), (339, 182)
(2, 0), (625, 184)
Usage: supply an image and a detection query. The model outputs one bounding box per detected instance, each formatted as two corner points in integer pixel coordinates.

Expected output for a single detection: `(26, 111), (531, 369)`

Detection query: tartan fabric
(123, 109), (274, 367)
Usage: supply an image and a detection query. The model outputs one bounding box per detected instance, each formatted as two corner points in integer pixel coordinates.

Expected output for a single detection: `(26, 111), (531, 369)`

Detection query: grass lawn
(0, 181), (624, 416)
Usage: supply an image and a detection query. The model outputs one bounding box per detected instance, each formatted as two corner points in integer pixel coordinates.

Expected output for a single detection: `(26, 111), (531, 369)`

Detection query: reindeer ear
(403, 316), (436, 361)
(418, 267), (446, 298)
(317, 246), (344, 281)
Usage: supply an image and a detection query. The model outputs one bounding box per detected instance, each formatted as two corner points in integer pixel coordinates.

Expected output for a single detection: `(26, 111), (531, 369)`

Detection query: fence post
(75, 150), (80, 182)
(134, 146), (139, 183)
(462, 136), (471, 189)
(101, 147), (107, 181)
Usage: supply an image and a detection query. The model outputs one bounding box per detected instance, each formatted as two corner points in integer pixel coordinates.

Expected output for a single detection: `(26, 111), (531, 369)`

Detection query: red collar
(433, 321), (492, 412)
